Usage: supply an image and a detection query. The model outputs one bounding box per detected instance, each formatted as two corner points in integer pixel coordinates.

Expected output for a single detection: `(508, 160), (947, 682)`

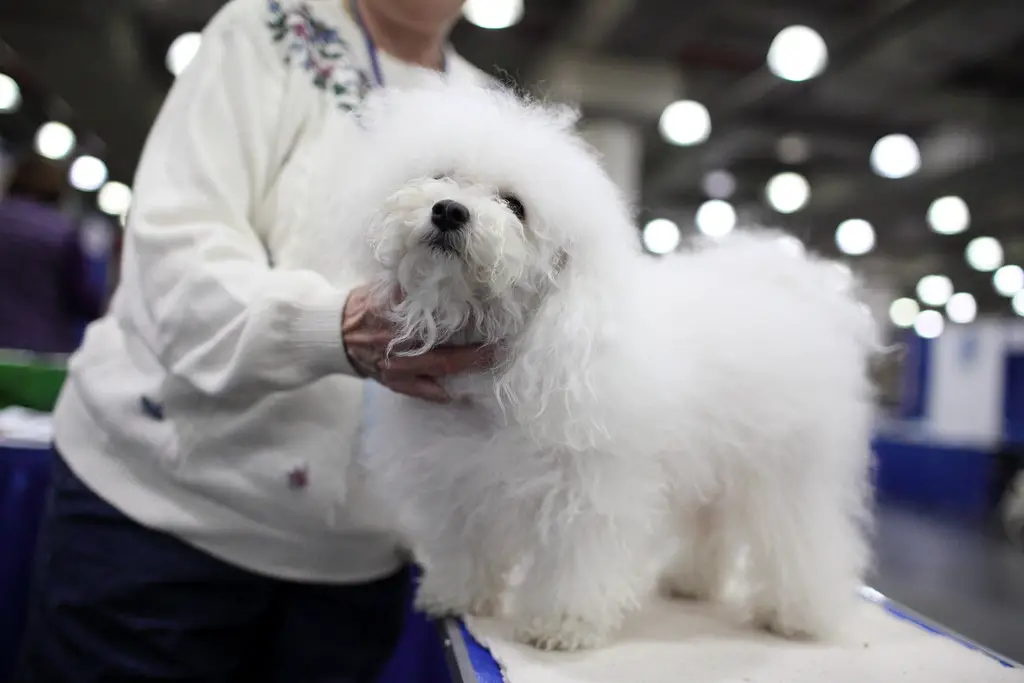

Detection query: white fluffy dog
(313, 80), (879, 652)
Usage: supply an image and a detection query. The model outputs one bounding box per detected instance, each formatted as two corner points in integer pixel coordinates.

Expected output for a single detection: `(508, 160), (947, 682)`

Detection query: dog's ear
(495, 258), (608, 451)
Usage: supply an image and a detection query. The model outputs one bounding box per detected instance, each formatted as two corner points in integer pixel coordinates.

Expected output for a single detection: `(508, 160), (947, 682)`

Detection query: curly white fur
(309, 79), (880, 652)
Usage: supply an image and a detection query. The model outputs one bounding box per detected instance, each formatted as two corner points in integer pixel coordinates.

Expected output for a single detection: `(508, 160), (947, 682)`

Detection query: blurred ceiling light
(463, 0), (523, 29)
(916, 274), (953, 307)
(766, 26), (828, 82)
(1014, 291), (1024, 317)
(659, 100), (711, 146)
(765, 171), (810, 213)
(34, 121), (76, 160)
(695, 200), (736, 238)
(775, 133), (811, 164)
(98, 181), (133, 216)
(888, 297), (919, 328)
(0, 73), (21, 113)
(68, 155), (108, 192)
(926, 195), (970, 235)
(914, 309), (944, 339)
(166, 32), (203, 77)
(835, 218), (875, 256)
(993, 265), (1024, 297)
(870, 134), (920, 179)
(945, 292), (977, 324)
(965, 236), (1003, 272)
(641, 218), (681, 255)
(701, 169), (736, 199)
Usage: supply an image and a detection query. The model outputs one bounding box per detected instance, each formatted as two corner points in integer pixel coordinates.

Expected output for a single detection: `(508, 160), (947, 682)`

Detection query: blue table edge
(439, 586), (1022, 683)
(438, 619), (478, 683)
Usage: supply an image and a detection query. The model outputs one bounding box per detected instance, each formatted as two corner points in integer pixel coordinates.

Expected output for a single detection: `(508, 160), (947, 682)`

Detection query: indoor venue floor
(873, 503), (1024, 665)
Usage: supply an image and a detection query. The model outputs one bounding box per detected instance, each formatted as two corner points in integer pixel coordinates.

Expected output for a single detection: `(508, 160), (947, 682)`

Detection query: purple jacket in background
(0, 198), (104, 355)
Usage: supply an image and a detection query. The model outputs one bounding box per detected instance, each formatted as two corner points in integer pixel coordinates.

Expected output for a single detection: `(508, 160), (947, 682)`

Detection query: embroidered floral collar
(267, 0), (372, 112)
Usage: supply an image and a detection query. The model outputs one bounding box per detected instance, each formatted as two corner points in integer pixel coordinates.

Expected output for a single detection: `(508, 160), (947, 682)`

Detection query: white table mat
(465, 594), (1021, 683)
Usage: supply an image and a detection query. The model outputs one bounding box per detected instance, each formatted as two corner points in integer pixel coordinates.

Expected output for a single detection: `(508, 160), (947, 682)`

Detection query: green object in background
(0, 351), (68, 413)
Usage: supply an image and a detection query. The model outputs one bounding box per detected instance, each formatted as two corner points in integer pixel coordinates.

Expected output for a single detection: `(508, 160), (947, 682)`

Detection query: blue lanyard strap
(351, 0), (447, 88)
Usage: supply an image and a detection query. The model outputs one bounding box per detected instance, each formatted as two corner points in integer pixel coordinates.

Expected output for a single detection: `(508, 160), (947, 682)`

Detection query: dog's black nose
(431, 200), (470, 232)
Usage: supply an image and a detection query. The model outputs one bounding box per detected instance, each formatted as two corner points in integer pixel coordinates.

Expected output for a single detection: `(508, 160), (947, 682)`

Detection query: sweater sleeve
(121, 0), (359, 399)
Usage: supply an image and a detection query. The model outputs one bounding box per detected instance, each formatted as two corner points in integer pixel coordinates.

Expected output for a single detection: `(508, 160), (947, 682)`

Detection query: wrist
(291, 286), (358, 378)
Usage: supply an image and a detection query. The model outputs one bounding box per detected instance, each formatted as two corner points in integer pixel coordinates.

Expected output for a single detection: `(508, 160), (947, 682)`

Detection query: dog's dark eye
(501, 193), (526, 221)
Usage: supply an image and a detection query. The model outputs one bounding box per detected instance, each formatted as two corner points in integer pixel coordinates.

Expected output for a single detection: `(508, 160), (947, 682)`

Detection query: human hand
(341, 285), (495, 403)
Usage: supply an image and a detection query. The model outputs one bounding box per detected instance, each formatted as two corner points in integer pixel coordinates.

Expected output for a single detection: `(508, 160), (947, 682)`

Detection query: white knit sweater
(53, 0), (486, 582)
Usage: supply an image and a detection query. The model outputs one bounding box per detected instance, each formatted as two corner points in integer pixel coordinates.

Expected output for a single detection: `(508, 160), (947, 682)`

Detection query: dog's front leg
(512, 496), (658, 651)
(414, 537), (508, 619)
(409, 489), (517, 619)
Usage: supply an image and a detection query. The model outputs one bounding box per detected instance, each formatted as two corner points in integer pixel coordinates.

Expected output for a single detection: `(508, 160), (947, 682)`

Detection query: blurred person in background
(14, 1), (493, 682)
(0, 154), (103, 354)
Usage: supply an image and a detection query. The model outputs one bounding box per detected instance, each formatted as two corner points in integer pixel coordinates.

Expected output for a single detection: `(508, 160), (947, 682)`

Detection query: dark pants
(14, 451), (411, 683)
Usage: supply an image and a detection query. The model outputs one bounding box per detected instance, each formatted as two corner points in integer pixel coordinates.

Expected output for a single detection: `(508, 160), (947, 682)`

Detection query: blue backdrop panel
(898, 331), (930, 420)
(1004, 353), (1024, 446)
(872, 437), (993, 519)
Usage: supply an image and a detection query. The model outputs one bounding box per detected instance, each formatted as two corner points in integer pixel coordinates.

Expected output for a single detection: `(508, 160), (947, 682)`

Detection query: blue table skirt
(0, 444), (452, 683)
(0, 443), (51, 683)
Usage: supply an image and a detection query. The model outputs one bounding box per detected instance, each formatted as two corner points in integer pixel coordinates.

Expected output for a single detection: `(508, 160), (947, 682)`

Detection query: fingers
(381, 375), (451, 403)
(342, 283), (497, 400)
(343, 328), (396, 347)
(380, 344), (497, 377)
(367, 345), (497, 404)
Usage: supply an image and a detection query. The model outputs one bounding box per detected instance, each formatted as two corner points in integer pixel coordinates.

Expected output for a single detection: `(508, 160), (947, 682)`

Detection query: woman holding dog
(15, 1), (491, 681)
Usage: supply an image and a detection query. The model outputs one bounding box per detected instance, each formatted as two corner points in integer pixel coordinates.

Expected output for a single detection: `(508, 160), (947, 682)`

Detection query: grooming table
(439, 588), (1021, 683)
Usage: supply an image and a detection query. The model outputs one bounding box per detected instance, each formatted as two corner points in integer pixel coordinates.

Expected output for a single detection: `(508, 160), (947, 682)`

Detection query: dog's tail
(691, 229), (885, 357)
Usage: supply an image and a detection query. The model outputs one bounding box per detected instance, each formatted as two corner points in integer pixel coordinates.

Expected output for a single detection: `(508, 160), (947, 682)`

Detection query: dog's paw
(751, 606), (820, 641)
(514, 614), (612, 652)
(660, 574), (714, 602)
(414, 582), (501, 619)
(467, 595), (502, 618)
(414, 588), (462, 618)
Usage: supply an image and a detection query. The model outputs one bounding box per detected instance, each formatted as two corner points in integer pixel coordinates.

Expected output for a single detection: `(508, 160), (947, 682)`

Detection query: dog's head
(340, 80), (637, 447)
(362, 170), (554, 353)
(344, 81), (632, 346)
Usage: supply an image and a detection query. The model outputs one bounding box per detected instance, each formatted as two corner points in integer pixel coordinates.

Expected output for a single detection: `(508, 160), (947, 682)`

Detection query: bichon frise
(312, 80), (879, 652)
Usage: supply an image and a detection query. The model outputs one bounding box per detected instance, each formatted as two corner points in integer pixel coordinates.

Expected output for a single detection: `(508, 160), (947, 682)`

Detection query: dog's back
(599, 230), (880, 469)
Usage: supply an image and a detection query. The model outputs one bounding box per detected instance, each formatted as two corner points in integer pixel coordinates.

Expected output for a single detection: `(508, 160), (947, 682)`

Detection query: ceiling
(2, 0), (1024, 319)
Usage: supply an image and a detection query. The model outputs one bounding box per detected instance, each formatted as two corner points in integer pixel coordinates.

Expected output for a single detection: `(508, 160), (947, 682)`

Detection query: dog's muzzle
(431, 200), (470, 233)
